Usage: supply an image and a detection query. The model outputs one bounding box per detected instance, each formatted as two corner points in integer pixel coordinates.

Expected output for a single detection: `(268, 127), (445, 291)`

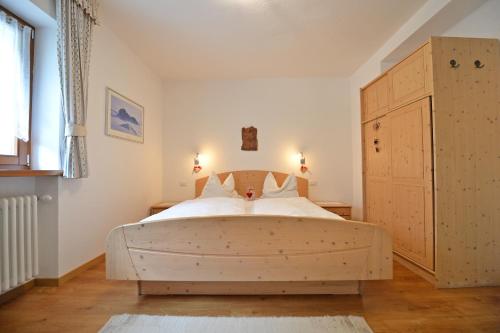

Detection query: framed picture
(105, 88), (144, 143)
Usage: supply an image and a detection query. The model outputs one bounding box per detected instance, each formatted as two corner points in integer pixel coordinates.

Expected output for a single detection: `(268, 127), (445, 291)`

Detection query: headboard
(195, 170), (309, 198)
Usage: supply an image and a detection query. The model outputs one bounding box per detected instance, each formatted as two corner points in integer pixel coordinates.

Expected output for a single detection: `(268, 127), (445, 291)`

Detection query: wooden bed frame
(106, 170), (392, 295)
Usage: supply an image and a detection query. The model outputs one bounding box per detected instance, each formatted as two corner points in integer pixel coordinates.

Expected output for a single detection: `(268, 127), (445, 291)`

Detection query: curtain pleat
(56, 0), (98, 178)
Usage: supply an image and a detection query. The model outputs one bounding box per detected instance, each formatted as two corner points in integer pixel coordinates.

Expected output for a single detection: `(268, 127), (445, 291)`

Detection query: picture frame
(105, 88), (144, 143)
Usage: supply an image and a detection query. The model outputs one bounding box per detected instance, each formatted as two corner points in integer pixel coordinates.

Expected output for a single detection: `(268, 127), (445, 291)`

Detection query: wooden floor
(0, 261), (499, 333)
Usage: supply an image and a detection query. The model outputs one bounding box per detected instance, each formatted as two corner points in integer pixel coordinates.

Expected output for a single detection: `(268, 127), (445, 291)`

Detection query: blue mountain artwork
(110, 108), (142, 137)
(115, 108), (139, 125)
(119, 123), (138, 136)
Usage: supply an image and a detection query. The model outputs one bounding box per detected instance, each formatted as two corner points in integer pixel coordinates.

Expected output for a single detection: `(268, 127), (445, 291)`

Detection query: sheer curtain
(0, 11), (32, 155)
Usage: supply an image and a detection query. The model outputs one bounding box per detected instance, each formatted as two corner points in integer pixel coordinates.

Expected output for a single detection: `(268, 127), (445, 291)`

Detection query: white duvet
(141, 197), (344, 223)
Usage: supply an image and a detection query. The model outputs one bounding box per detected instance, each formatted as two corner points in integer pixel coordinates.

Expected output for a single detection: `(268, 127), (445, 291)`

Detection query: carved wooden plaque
(241, 126), (258, 151)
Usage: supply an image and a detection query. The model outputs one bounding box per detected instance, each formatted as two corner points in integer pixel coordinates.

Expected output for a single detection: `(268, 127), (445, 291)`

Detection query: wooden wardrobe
(361, 37), (500, 288)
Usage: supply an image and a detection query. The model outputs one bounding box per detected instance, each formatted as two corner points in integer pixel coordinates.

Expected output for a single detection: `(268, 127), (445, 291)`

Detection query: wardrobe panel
(392, 184), (431, 268)
(363, 118), (391, 179)
(390, 103), (425, 182)
(389, 44), (432, 109)
(431, 36), (500, 287)
(363, 84), (378, 122)
(389, 98), (433, 270)
(365, 178), (392, 233)
(362, 75), (389, 122)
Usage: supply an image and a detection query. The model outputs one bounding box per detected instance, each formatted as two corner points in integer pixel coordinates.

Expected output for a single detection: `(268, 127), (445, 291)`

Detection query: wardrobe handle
(373, 121), (381, 130)
(373, 138), (380, 145)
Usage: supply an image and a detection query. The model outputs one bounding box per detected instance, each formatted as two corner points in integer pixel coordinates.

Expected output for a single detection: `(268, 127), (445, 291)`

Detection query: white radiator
(0, 195), (38, 294)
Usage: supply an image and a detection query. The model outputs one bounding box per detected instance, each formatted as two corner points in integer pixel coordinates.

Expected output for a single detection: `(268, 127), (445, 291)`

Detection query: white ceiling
(101, 0), (426, 80)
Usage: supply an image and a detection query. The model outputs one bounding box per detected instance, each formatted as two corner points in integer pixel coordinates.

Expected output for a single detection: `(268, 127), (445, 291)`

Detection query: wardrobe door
(362, 75), (389, 122)
(363, 83), (378, 122)
(389, 98), (434, 270)
(363, 117), (392, 232)
(389, 43), (433, 109)
(375, 75), (389, 115)
(365, 178), (393, 232)
(363, 117), (391, 178)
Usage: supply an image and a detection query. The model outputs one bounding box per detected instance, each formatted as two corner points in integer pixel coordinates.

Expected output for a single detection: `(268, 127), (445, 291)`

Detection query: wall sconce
(298, 152), (308, 174)
(192, 153), (202, 174)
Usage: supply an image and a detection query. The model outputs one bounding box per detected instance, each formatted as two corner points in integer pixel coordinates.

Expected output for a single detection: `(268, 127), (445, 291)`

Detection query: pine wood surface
(431, 37), (500, 287)
(0, 261), (498, 332)
(107, 215), (392, 285)
(361, 37), (500, 286)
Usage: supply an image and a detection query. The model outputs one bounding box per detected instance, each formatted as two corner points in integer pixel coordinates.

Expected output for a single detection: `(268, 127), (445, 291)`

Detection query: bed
(106, 171), (392, 295)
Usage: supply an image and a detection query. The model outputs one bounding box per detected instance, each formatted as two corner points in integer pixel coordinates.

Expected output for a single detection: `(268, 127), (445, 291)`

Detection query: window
(0, 7), (34, 168)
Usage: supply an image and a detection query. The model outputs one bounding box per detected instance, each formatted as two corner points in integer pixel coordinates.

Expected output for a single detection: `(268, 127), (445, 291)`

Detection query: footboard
(106, 215), (392, 284)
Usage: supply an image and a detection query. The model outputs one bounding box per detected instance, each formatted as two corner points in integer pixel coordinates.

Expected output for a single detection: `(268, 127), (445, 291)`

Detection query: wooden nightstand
(315, 201), (352, 219)
(149, 201), (180, 216)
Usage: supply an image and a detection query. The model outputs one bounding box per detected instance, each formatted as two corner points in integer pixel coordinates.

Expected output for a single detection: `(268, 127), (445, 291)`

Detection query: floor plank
(0, 261), (498, 332)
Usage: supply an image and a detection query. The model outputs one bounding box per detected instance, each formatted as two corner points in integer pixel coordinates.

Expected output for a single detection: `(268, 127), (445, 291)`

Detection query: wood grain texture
(393, 252), (436, 285)
(106, 227), (139, 280)
(431, 37), (500, 287)
(389, 98), (433, 270)
(139, 280), (360, 295)
(361, 74), (389, 122)
(361, 37), (500, 287)
(36, 254), (105, 287)
(363, 117), (392, 234)
(149, 202), (180, 215)
(0, 280), (34, 306)
(106, 215), (393, 291)
(321, 207), (351, 219)
(1, 261), (499, 333)
(388, 43), (433, 109)
(195, 171), (308, 198)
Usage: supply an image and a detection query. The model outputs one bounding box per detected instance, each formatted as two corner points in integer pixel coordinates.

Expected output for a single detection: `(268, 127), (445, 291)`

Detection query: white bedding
(141, 197), (344, 223)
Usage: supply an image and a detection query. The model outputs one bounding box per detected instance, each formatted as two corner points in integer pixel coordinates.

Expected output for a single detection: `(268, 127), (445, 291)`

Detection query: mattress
(141, 197), (344, 223)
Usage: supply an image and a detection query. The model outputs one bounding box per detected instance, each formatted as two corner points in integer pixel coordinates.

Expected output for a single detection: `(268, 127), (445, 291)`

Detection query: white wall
(57, 24), (164, 275)
(31, 25), (62, 170)
(443, 0), (500, 38)
(348, 0), (499, 219)
(162, 78), (352, 203)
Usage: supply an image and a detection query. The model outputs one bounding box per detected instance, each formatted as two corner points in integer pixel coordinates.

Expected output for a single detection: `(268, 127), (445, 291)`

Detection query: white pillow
(200, 172), (234, 198)
(261, 173), (299, 198)
(263, 172), (279, 192)
(222, 173), (241, 198)
(222, 173), (235, 193)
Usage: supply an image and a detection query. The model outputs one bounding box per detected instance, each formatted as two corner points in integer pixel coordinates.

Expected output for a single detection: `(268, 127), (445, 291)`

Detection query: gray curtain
(56, 0), (98, 178)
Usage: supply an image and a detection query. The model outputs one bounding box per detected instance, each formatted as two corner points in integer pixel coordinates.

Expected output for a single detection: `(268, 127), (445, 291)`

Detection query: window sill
(0, 169), (63, 177)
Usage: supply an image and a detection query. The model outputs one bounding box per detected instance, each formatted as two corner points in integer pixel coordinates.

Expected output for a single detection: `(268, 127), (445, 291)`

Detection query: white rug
(99, 314), (373, 333)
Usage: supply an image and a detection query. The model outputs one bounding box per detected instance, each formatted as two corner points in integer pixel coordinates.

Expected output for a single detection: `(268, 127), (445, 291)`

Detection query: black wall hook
(474, 60), (485, 68)
(450, 59), (460, 69)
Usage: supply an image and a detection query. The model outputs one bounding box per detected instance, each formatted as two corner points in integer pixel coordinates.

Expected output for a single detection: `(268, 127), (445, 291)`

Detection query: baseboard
(35, 253), (105, 287)
(394, 252), (436, 285)
(0, 279), (35, 306)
